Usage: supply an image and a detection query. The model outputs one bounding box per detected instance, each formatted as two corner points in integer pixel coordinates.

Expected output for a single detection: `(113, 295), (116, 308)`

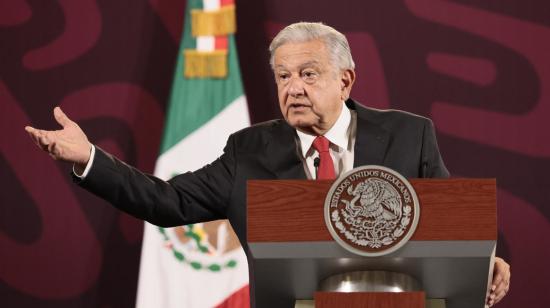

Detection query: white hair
(269, 22), (355, 71)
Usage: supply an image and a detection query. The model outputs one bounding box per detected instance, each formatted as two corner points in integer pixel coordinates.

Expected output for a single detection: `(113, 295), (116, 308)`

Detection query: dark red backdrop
(1, 0), (549, 307)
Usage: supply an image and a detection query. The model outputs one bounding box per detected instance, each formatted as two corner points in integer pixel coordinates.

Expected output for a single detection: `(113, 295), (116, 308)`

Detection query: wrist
(74, 143), (93, 176)
(79, 142), (92, 165)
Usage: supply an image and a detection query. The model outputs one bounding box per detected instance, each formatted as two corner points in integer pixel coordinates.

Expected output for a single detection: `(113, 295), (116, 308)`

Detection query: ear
(340, 69), (356, 101)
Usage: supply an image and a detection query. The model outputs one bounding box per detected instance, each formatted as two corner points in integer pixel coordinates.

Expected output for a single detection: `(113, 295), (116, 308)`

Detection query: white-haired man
(26, 22), (510, 307)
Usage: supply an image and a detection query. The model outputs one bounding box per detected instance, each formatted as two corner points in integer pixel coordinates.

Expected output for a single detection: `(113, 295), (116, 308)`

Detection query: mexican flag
(135, 0), (250, 307)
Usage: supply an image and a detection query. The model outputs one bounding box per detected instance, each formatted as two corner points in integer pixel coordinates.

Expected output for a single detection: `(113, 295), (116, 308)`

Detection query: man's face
(273, 39), (355, 135)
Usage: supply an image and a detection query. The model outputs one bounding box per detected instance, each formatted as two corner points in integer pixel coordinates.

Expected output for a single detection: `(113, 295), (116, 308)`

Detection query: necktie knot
(312, 136), (330, 153)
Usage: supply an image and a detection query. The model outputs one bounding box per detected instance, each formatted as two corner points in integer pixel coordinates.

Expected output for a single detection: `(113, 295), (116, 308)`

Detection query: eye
(302, 70), (318, 82)
(277, 72), (290, 83)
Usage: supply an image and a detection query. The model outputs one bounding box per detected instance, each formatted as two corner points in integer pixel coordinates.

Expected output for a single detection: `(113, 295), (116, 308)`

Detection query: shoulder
(231, 119), (287, 138)
(226, 119), (292, 151)
(349, 99), (432, 131)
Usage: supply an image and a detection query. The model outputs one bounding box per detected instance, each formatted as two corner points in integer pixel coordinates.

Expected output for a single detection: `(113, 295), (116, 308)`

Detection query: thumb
(53, 106), (72, 128)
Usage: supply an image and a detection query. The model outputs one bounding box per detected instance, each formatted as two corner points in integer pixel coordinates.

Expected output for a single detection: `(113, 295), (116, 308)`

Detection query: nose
(287, 76), (305, 98)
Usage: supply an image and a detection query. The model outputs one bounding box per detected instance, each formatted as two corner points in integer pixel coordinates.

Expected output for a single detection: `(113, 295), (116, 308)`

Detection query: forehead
(273, 39), (331, 69)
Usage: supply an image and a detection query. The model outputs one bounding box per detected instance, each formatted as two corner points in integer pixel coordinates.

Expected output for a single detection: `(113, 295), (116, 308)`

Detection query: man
(25, 22), (510, 306)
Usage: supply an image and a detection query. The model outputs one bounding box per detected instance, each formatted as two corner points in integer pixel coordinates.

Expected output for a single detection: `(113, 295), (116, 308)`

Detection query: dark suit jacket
(78, 98), (448, 303)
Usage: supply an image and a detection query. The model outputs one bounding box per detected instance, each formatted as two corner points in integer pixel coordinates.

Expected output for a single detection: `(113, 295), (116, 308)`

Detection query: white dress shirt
(295, 104), (357, 179)
(74, 144), (96, 178)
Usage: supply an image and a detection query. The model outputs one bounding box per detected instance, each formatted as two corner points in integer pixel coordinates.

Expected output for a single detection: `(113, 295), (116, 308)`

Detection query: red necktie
(312, 136), (335, 179)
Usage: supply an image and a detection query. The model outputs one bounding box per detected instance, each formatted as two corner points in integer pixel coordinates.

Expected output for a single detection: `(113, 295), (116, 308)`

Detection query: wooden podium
(247, 179), (496, 308)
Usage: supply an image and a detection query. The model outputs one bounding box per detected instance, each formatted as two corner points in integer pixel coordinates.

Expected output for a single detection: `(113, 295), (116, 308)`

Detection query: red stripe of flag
(214, 0), (233, 50)
(214, 285), (250, 308)
(215, 36), (228, 50)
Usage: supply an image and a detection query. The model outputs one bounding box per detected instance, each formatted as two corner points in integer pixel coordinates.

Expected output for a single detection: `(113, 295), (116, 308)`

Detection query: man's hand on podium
(25, 107), (92, 173)
(487, 257), (511, 306)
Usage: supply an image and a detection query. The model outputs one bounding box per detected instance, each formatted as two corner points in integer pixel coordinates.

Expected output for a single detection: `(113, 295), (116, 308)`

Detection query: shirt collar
(296, 103), (351, 158)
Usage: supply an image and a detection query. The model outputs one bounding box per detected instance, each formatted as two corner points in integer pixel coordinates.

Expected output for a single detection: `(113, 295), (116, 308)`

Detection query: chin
(285, 110), (318, 128)
(287, 116), (307, 126)
(288, 120), (316, 133)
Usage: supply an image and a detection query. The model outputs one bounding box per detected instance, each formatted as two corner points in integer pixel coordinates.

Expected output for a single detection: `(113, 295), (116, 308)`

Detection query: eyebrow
(299, 61), (321, 69)
(274, 61), (321, 71)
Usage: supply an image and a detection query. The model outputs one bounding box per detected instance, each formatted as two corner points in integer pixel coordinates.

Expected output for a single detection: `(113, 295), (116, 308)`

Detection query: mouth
(288, 102), (311, 111)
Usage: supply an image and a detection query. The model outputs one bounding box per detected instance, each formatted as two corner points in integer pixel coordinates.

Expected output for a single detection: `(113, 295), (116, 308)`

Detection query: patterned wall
(1, 0), (548, 307)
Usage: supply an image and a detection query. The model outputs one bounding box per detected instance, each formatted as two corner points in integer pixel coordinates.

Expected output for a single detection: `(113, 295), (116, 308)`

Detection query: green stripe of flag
(160, 0), (245, 154)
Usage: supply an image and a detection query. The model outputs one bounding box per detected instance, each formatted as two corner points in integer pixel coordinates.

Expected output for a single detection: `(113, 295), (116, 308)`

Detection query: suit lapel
(264, 121), (307, 179)
(348, 100), (391, 167)
(263, 99), (389, 176)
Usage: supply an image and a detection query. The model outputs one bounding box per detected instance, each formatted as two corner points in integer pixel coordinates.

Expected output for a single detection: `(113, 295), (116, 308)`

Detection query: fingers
(47, 142), (62, 160)
(487, 257), (511, 306)
(25, 126), (41, 146)
(38, 132), (52, 152)
(492, 257), (511, 287)
(494, 279), (510, 302)
(488, 283), (509, 306)
(491, 270), (504, 289)
(488, 279), (508, 306)
(53, 106), (72, 128)
(25, 126), (46, 149)
(25, 126), (54, 152)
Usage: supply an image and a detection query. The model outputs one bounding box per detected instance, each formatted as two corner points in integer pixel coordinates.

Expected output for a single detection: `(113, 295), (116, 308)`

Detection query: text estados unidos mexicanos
(330, 169), (411, 208)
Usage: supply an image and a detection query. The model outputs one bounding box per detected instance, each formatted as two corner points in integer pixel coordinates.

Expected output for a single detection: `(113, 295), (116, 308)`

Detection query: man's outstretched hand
(25, 107), (92, 173)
